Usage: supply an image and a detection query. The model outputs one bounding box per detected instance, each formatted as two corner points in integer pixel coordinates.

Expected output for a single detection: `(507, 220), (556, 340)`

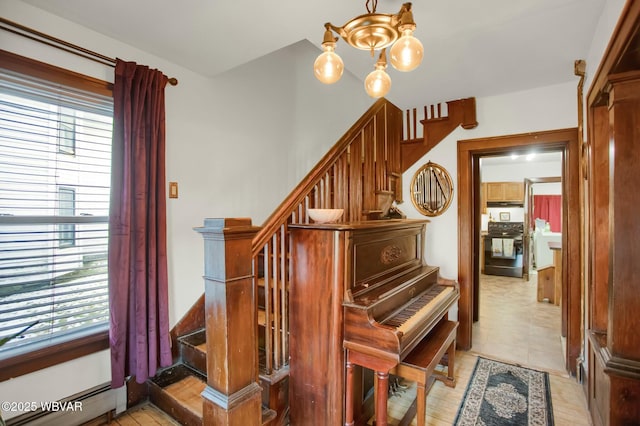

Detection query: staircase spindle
(250, 98), (402, 389)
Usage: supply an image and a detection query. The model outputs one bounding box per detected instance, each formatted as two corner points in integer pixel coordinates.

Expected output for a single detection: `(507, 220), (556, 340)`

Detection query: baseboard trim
(6, 382), (125, 426)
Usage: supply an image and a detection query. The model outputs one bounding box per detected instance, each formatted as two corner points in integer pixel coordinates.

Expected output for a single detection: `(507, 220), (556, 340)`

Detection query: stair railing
(252, 98), (403, 376)
(401, 97), (478, 172)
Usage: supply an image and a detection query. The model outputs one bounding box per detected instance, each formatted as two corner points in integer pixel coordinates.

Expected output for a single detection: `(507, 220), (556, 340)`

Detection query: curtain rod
(0, 17), (178, 86)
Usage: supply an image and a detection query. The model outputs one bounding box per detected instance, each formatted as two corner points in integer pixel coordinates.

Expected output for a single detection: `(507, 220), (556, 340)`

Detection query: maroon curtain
(109, 59), (171, 388)
(533, 194), (562, 232)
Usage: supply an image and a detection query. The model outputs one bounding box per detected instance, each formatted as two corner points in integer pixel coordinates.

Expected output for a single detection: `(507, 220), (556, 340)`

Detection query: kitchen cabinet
(480, 183), (487, 213)
(486, 182), (524, 203)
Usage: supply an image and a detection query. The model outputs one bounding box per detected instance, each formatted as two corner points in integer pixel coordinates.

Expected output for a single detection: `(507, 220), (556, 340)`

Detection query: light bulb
(313, 44), (344, 84)
(389, 29), (423, 72)
(364, 67), (391, 98)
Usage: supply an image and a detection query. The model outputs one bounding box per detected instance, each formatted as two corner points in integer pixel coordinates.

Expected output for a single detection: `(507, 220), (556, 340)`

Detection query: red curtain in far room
(533, 195), (562, 232)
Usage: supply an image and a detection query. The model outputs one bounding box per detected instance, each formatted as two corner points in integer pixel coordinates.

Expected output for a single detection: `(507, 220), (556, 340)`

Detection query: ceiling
(20, 0), (607, 108)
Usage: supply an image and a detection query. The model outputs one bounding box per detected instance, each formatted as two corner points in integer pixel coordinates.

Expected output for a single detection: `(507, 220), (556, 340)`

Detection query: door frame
(457, 128), (580, 375)
(524, 176), (562, 282)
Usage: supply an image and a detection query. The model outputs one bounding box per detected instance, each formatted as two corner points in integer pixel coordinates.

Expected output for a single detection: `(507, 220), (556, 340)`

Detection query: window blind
(0, 67), (113, 354)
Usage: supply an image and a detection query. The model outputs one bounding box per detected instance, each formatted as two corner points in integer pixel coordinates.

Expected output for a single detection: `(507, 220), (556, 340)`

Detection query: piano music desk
(389, 320), (458, 426)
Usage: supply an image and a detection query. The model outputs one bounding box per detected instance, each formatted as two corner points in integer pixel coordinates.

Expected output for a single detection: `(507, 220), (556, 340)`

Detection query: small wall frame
(410, 161), (454, 217)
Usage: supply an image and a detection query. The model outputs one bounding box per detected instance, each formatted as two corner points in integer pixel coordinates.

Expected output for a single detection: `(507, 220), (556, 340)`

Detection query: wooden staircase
(150, 97), (477, 425)
(400, 97), (478, 172)
(148, 328), (278, 426)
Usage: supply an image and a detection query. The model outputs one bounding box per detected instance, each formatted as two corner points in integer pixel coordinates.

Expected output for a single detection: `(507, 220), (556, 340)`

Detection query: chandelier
(313, 1), (423, 98)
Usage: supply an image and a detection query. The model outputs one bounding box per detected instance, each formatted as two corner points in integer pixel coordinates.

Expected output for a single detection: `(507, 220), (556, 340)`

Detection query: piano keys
(392, 284), (454, 334)
(343, 265), (458, 363)
(288, 219), (459, 426)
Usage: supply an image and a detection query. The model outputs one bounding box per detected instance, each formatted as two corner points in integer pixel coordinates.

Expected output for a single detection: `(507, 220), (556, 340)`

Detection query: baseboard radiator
(6, 383), (126, 426)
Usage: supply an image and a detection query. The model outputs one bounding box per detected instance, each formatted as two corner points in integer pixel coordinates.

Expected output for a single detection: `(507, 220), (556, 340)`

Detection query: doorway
(524, 176), (562, 281)
(457, 128), (580, 376)
(474, 154), (564, 372)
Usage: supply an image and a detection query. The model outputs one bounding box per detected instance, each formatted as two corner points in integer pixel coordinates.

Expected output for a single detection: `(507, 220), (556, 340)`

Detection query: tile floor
(472, 272), (565, 373)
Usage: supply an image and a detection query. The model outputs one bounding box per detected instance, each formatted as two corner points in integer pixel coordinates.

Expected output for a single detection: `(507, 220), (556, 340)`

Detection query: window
(58, 107), (76, 155)
(58, 187), (76, 247)
(0, 50), (113, 376)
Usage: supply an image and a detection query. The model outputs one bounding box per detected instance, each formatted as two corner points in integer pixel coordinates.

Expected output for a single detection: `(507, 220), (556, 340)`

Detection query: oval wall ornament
(410, 161), (453, 217)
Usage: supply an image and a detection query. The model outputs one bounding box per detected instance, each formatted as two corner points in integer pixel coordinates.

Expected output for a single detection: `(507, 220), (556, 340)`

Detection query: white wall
(532, 183), (562, 195)
(0, 0), (370, 417)
(481, 161), (562, 182)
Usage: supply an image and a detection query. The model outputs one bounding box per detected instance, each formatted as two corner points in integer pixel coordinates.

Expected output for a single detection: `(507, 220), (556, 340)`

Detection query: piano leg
(375, 370), (389, 426)
(345, 360), (354, 426)
(445, 340), (456, 386)
(345, 349), (396, 426)
(416, 383), (426, 426)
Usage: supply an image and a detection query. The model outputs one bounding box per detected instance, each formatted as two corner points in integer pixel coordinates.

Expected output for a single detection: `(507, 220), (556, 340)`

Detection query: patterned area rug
(454, 357), (554, 425)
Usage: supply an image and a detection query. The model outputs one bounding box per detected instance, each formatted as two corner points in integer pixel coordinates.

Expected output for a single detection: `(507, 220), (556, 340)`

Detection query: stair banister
(251, 98), (400, 379)
(195, 218), (262, 426)
(252, 98), (390, 252)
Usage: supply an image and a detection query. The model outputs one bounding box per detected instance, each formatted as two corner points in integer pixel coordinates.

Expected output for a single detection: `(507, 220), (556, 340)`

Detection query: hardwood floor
(90, 272), (592, 425)
(83, 403), (180, 425)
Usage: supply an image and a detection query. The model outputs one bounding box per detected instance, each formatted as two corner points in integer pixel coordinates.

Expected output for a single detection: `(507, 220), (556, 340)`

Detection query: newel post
(194, 218), (262, 426)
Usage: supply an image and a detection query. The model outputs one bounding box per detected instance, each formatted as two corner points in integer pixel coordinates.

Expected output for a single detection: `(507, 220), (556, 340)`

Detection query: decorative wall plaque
(410, 161), (453, 217)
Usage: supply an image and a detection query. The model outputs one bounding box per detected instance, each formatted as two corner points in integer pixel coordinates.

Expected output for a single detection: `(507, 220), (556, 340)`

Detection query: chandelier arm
(366, 0), (378, 14)
(324, 22), (347, 41)
(321, 23), (340, 45)
(396, 3), (416, 30)
(377, 48), (388, 66)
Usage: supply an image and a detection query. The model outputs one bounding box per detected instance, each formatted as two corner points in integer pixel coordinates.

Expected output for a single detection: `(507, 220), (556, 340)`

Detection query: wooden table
(548, 241), (562, 306)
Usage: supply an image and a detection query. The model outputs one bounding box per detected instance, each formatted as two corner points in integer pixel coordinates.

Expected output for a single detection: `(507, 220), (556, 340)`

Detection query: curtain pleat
(533, 195), (562, 233)
(109, 59), (171, 388)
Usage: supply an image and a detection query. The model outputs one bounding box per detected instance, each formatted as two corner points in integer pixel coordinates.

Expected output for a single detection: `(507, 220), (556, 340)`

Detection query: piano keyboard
(383, 284), (454, 334)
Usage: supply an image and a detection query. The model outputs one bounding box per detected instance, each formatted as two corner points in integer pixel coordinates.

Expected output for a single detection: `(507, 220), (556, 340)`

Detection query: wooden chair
(537, 265), (556, 303)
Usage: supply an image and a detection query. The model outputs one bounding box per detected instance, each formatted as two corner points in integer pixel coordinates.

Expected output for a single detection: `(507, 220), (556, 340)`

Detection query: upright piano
(288, 219), (459, 426)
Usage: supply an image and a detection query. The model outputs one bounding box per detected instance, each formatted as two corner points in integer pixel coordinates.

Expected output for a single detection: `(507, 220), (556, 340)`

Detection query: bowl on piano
(307, 208), (343, 224)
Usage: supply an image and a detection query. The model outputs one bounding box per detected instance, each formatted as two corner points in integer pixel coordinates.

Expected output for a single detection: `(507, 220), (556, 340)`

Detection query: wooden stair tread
(150, 364), (280, 426)
(262, 406), (277, 425)
(423, 116), (448, 123)
(163, 375), (207, 416)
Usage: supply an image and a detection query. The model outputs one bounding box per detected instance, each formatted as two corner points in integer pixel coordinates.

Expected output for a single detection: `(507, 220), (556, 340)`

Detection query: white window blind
(0, 67), (113, 355)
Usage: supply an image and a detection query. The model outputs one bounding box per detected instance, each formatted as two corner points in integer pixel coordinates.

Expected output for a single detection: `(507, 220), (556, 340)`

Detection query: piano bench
(390, 320), (458, 426)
